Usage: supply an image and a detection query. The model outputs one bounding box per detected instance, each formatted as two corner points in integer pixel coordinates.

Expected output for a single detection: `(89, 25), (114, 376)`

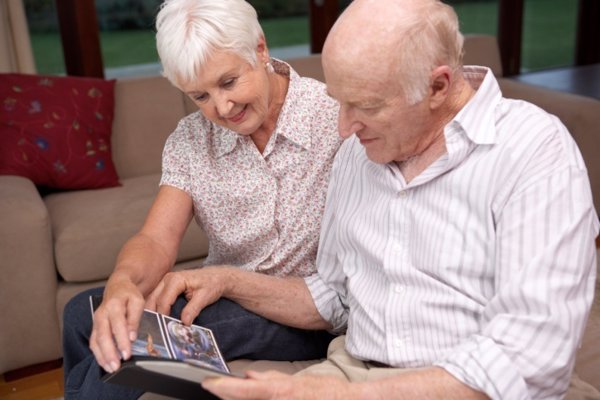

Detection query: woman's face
(180, 48), (272, 136)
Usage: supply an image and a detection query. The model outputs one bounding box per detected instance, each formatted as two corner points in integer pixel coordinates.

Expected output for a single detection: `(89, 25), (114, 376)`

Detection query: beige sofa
(1, 35), (599, 392)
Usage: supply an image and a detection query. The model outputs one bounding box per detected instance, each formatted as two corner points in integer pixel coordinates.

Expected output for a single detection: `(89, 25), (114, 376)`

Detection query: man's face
(324, 61), (434, 164)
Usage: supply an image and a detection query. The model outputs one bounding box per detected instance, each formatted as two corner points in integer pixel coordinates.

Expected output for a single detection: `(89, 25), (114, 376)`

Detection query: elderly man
(152, 0), (599, 398)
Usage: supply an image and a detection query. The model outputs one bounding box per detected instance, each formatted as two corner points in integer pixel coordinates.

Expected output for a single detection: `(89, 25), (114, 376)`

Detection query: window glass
(522, 0), (576, 72)
(339, 1), (499, 41)
(23, 0), (65, 75)
(448, 0), (498, 36)
(95, 0), (162, 78)
(95, 0), (313, 77)
(250, 0), (310, 59)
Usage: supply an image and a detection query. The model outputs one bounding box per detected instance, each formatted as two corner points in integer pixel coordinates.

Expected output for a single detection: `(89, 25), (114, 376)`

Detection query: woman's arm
(90, 185), (194, 373)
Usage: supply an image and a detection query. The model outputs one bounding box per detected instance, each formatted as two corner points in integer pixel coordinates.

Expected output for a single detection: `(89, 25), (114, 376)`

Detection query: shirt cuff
(435, 335), (531, 400)
(304, 273), (348, 333)
(159, 172), (191, 195)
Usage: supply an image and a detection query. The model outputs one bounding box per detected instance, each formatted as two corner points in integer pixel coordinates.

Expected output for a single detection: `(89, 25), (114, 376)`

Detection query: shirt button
(398, 191), (407, 198)
(394, 338), (404, 348)
(394, 285), (405, 294)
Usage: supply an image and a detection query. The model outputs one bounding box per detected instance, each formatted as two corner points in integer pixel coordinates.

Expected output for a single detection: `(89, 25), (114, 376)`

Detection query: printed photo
(163, 316), (228, 372)
(131, 311), (170, 358)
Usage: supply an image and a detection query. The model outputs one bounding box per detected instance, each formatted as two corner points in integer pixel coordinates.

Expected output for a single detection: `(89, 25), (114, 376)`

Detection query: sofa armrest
(0, 175), (61, 373)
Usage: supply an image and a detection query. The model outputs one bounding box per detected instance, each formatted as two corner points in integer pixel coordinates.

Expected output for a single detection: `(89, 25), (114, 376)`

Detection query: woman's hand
(202, 370), (354, 400)
(89, 276), (145, 373)
(145, 266), (233, 325)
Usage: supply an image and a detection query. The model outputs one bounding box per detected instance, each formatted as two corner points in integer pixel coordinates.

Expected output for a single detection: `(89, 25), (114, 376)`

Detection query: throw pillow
(0, 73), (120, 190)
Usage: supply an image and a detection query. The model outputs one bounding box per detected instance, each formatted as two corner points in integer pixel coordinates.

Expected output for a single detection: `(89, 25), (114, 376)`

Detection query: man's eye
(359, 106), (380, 114)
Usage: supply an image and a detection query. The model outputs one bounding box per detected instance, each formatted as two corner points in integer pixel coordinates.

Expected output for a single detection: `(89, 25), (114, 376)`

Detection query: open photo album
(89, 295), (240, 399)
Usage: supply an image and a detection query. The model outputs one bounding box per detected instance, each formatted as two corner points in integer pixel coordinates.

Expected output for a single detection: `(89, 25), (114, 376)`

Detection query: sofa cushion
(0, 73), (120, 190)
(45, 174), (209, 283)
(111, 76), (189, 180)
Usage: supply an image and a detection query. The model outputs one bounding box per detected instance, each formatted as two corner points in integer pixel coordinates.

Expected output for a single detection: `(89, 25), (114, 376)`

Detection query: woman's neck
(251, 68), (290, 153)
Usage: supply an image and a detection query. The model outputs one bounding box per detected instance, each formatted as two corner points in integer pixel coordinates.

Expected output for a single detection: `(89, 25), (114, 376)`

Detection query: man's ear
(429, 65), (452, 109)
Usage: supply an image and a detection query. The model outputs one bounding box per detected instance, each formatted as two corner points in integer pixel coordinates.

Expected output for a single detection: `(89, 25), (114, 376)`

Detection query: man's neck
(397, 137), (446, 182)
(398, 74), (475, 183)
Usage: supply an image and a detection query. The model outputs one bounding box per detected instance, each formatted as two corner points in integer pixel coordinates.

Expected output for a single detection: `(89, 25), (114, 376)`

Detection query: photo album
(89, 295), (240, 400)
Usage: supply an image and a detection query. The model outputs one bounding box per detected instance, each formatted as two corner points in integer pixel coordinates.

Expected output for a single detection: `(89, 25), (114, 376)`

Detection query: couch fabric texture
(0, 35), (598, 393)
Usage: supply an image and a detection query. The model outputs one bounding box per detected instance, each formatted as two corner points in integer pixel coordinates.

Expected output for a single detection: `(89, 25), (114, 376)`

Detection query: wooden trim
(3, 359), (63, 382)
(309, 0), (338, 54)
(55, 0), (104, 77)
(575, 0), (600, 65)
(497, 0), (524, 76)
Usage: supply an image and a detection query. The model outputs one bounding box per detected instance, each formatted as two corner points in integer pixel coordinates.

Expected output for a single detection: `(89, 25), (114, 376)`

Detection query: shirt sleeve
(159, 118), (193, 194)
(304, 144), (353, 333)
(436, 117), (599, 399)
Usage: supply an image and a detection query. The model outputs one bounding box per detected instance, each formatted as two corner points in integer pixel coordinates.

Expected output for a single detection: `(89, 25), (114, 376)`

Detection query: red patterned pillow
(0, 73), (120, 190)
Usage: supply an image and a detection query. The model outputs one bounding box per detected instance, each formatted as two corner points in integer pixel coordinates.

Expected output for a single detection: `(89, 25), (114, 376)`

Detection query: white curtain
(0, 0), (36, 73)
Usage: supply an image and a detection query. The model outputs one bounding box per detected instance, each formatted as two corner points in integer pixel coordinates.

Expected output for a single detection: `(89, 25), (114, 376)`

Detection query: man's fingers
(202, 371), (294, 400)
(155, 272), (186, 315)
(202, 376), (272, 400)
(145, 280), (164, 311)
(180, 290), (213, 325)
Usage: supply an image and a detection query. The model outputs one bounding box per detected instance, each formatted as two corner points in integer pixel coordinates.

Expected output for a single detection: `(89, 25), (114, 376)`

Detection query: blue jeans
(63, 287), (334, 399)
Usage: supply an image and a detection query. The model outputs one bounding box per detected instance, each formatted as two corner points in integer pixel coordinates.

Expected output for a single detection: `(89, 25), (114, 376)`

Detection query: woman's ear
(429, 65), (452, 110)
(257, 35), (269, 63)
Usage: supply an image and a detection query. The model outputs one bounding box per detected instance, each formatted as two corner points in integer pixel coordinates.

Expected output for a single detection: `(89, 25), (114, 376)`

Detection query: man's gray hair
(393, 0), (464, 104)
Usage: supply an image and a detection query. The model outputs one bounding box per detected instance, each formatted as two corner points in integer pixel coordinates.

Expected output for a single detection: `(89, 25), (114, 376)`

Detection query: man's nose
(338, 106), (363, 138)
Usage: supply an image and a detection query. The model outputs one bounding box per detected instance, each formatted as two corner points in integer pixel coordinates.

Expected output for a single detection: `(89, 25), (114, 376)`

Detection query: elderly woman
(61, 0), (341, 398)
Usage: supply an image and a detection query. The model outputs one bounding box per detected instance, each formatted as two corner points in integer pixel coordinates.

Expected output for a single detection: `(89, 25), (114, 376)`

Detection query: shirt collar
(212, 58), (311, 159)
(450, 66), (502, 146)
(271, 59), (312, 151)
(213, 125), (239, 158)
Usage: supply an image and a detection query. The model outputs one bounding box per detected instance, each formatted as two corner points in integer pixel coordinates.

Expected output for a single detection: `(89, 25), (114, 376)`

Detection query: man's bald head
(323, 0), (464, 104)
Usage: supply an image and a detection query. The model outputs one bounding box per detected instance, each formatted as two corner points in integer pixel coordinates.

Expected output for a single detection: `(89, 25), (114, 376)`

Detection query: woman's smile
(227, 105), (248, 124)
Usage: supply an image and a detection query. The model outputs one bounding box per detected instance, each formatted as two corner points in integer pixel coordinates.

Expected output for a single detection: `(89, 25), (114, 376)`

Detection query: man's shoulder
(497, 96), (568, 141)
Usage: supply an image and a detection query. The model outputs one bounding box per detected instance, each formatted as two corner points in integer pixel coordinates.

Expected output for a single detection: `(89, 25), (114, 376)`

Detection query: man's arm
(202, 367), (488, 400)
(147, 266), (332, 329)
(436, 124), (599, 398)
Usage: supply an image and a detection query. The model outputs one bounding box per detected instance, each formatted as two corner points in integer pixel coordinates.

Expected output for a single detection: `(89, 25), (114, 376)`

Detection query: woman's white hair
(155, 0), (264, 88)
(393, 0), (464, 104)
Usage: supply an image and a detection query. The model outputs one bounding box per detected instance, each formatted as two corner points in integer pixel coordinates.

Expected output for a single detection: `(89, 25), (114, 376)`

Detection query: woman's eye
(194, 93), (208, 102)
(222, 78), (236, 88)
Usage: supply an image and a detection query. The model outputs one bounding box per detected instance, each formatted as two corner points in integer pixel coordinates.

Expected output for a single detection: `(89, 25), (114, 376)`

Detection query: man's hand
(202, 367), (489, 400)
(202, 370), (355, 400)
(89, 277), (145, 373)
(145, 266), (232, 325)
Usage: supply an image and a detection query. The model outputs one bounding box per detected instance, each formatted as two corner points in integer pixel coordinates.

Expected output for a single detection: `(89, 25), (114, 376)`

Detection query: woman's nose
(214, 96), (234, 118)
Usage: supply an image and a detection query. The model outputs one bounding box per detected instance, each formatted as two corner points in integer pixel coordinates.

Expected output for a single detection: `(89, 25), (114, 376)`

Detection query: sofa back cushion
(462, 34), (503, 76)
(111, 76), (188, 179)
